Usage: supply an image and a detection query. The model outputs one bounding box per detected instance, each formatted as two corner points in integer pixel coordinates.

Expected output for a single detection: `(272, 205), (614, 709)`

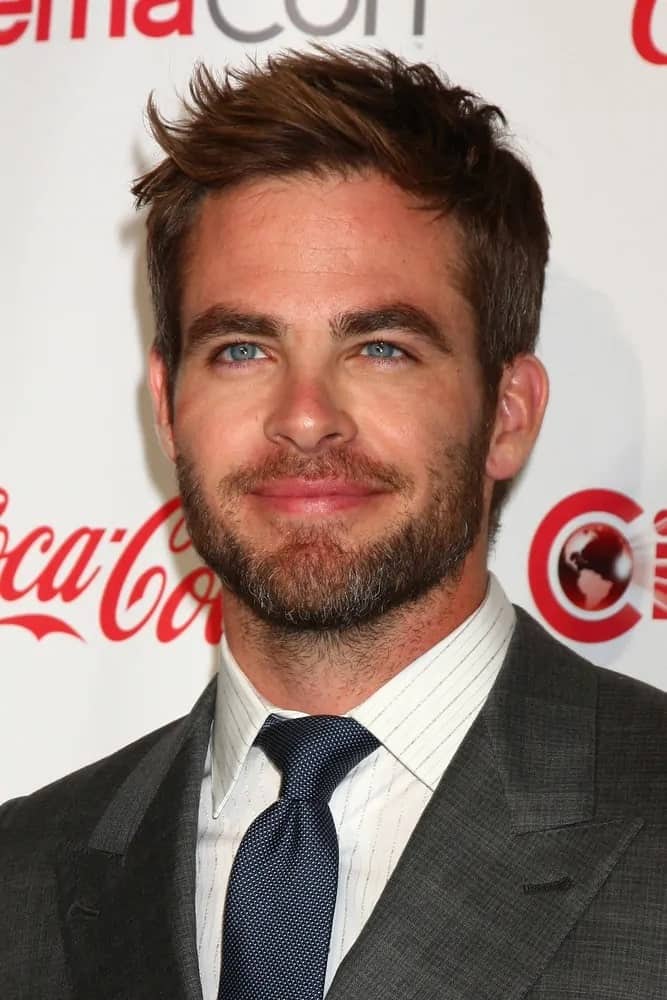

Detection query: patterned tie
(217, 714), (380, 1000)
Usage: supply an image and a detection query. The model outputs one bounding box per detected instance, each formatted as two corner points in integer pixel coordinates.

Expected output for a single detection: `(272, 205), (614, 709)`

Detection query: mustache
(211, 449), (413, 497)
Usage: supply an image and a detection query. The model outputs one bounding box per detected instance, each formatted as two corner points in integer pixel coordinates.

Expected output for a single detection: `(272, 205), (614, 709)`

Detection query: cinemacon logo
(0, 1), (425, 45)
(528, 489), (667, 644)
(0, 1), (664, 59)
(633, 0), (667, 63)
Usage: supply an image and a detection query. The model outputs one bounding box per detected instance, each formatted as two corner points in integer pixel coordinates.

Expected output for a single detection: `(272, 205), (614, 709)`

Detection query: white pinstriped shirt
(195, 574), (515, 998)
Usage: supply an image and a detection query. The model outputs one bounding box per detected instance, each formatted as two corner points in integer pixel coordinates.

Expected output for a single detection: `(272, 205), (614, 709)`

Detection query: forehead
(181, 170), (471, 331)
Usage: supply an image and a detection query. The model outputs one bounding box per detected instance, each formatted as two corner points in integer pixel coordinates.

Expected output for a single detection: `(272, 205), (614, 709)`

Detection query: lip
(249, 478), (388, 515)
(251, 478), (383, 498)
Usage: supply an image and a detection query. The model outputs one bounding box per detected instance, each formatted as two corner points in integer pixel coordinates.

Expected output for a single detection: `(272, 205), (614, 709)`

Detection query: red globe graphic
(558, 522), (633, 611)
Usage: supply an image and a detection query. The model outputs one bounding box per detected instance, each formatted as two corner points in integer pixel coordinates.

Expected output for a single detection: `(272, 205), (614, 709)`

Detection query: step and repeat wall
(1, 1), (666, 800)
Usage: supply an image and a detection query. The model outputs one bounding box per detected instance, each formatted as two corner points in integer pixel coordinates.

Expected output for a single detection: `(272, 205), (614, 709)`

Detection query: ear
(148, 348), (176, 462)
(485, 354), (549, 485)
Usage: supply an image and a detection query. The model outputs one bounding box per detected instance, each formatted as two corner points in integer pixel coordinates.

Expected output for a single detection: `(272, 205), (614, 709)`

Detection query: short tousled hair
(132, 47), (549, 520)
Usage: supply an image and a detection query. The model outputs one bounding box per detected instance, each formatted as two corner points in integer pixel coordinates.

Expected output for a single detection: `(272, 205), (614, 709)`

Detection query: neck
(221, 561), (489, 715)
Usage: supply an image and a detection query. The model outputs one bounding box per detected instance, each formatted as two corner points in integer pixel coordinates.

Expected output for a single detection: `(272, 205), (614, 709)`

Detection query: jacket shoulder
(0, 714), (186, 844)
(514, 607), (667, 815)
(514, 604), (667, 712)
(594, 656), (667, 814)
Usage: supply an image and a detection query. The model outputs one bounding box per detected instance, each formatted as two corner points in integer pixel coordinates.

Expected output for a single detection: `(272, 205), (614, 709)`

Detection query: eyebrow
(183, 307), (284, 356)
(332, 304), (452, 355)
(183, 302), (453, 357)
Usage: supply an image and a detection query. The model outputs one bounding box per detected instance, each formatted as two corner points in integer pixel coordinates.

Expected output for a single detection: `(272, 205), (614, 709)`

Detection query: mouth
(249, 478), (389, 515)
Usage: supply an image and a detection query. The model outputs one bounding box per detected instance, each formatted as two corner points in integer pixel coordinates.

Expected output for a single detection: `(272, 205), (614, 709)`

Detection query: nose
(263, 371), (357, 454)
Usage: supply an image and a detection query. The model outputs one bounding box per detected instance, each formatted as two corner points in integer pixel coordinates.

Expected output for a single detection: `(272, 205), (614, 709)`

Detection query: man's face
(156, 171), (496, 632)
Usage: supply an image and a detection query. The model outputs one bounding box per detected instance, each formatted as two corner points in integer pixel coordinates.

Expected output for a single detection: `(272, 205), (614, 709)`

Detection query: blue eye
(219, 342), (267, 363)
(361, 341), (405, 359)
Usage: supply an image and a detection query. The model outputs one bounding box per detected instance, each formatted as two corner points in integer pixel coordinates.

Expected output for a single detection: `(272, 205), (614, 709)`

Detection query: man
(1, 48), (665, 1000)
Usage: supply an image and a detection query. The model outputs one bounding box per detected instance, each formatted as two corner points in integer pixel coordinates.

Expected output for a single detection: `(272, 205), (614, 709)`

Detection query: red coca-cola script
(0, 487), (222, 643)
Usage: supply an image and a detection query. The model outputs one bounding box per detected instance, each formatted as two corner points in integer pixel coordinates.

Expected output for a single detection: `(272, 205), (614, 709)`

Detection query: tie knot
(256, 715), (379, 803)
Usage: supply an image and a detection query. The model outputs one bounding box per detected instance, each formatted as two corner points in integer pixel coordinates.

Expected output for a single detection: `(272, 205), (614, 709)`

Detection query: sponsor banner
(0, 487), (221, 645)
(529, 490), (667, 643)
(633, 0), (667, 63)
(2, 0), (666, 799)
(0, 0), (425, 44)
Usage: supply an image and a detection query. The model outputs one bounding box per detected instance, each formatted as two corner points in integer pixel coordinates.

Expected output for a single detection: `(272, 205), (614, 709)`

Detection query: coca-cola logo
(0, 487), (222, 644)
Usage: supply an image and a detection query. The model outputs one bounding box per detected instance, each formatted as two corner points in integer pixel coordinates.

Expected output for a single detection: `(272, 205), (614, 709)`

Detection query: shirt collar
(211, 634), (303, 818)
(211, 574), (514, 814)
(350, 573), (515, 790)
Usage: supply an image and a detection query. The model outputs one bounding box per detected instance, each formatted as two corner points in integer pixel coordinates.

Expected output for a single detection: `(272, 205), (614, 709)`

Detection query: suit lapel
(328, 610), (643, 1000)
(55, 681), (216, 1000)
(52, 612), (646, 1000)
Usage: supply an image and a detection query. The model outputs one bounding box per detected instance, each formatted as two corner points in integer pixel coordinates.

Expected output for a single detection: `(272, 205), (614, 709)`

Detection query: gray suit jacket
(1, 608), (665, 999)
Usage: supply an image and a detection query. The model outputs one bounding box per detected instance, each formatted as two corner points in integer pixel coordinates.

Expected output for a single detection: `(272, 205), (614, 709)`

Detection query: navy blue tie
(217, 714), (380, 1000)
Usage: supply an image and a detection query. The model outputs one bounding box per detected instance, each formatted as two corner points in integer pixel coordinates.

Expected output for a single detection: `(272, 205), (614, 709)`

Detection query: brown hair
(133, 47), (549, 519)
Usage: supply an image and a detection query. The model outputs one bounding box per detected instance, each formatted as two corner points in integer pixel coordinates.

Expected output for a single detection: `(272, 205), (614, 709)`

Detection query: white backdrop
(1, 0), (666, 802)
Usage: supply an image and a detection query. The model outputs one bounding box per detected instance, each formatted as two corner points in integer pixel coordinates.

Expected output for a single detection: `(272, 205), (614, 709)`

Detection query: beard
(175, 422), (491, 635)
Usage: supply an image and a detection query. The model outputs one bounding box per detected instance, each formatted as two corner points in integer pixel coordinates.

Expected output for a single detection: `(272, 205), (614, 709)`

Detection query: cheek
(354, 382), (460, 481)
(365, 369), (480, 449)
(172, 375), (264, 475)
